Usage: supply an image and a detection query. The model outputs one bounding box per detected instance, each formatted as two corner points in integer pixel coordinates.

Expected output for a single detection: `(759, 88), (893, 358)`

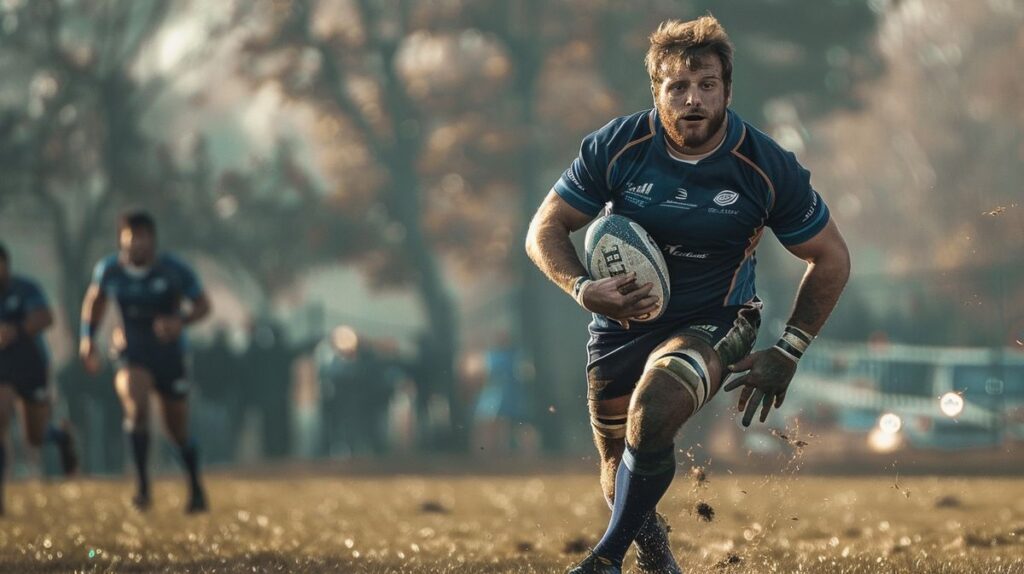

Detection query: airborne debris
(893, 475), (911, 499)
(562, 537), (590, 554)
(771, 429), (810, 449)
(514, 541), (534, 553)
(690, 466), (708, 485)
(714, 553), (743, 568)
(935, 495), (962, 508)
(419, 501), (449, 514)
(696, 502), (715, 522)
(983, 206), (1007, 216)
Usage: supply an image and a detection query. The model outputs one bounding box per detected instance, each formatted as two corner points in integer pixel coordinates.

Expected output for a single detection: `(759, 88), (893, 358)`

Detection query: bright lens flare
(868, 428), (901, 453)
(940, 392), (965, 417)
(878, 413), (902, 434)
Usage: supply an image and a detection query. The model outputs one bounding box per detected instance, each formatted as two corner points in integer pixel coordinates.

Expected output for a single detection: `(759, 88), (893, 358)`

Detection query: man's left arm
(725, 218), (851, 426)
(154, 262), (212, 342)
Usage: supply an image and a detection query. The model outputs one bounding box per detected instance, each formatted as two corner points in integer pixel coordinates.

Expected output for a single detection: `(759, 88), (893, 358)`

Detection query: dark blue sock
(45, 424), (68, 446)
(593, 444), (676, 566)
(604, 494), (664, 554)
(127, 431), (150, 495)
(179, 438), (201, 490)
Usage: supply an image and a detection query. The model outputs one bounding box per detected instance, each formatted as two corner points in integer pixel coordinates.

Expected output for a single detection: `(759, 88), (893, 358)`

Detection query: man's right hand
(79, 338), (101, 375)
(579, 272), (659, 329)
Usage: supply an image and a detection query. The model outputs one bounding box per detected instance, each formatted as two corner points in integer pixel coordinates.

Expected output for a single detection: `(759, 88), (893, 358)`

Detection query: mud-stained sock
(603, 494), (664, 554)
(127, 430), (150, 495)
(179, 438), (201, 490)
(592, 443), (676, 567)
(634, 510), (670, 556)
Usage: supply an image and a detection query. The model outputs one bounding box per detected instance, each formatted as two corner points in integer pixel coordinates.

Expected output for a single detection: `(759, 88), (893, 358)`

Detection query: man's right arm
(79, 283), (107, 373)
(525, 191), (658, 326)
(525, 191), (594, 296)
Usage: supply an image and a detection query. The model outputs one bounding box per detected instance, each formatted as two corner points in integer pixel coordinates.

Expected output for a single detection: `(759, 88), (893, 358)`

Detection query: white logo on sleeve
(713, 190), (739, 206)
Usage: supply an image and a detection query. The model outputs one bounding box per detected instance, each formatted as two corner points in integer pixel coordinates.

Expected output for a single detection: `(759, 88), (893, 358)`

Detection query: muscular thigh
(115, 367), (155, 407)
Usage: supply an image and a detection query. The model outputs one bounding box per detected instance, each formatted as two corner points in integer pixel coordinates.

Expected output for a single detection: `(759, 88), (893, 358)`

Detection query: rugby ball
(584, 214), (670, 322)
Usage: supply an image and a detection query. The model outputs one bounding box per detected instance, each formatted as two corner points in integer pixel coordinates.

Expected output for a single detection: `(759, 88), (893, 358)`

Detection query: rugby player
(525, 16), (851, 573)
(0, 243), (77, 515)
(79, 211), (211, 513)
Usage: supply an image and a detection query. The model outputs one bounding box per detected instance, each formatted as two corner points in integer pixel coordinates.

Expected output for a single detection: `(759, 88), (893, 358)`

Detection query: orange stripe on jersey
(605, 112), (656, 190)
(722, 226), (765, 306)
(730, 126), (776, 212)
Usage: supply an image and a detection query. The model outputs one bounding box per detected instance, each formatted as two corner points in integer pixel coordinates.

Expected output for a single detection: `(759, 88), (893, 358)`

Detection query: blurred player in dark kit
(0, 243), (77, 516)
(79, 211), (212, 513)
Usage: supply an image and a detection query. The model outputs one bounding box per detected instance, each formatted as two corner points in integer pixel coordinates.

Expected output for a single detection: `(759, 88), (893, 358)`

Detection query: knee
(627, 373), (695, 447)
(124, 409), (149, 432)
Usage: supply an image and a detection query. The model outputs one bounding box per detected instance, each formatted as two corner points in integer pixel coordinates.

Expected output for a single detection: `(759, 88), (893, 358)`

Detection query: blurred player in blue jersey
(0, 243), (77, 515)
(78, 211), (212, 513)
(526, 16), (851, 573)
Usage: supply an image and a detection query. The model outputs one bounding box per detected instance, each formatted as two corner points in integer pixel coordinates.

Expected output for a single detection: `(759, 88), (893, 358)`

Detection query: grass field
(2, 467), (1023, 573)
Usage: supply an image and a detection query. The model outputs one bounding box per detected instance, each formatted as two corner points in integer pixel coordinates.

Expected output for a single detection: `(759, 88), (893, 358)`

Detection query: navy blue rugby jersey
(0, 275), (51, 366)
(554, 107), (830, 333)
(90, 253), (203, 355)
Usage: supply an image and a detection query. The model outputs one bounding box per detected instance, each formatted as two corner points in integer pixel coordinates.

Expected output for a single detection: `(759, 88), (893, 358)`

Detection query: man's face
(119, 227), (156, 266)
(653, 55), (731, 154)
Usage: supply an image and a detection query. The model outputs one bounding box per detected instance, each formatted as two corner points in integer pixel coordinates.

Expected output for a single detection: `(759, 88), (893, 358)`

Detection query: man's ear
(726, 83), (733, 106)
(650, 82), (657, 104)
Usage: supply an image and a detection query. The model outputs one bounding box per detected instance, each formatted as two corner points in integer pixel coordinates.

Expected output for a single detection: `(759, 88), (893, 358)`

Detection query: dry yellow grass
(1, 471), (1023, 573)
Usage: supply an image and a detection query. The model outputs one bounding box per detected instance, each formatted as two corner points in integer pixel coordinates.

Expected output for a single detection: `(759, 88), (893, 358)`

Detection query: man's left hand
(153, 315), (184, 343)
(723, 349), (798, 427)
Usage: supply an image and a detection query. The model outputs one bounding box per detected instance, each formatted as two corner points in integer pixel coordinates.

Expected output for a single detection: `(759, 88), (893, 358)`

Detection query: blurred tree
(240, 0), (475, 449)
(0, 0), (177, 330)
(0, 0), (372, 332)
(808, 0), (1024, 344)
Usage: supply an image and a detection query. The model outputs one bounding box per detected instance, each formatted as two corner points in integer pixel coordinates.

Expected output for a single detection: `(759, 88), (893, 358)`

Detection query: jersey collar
(651, 107), (742, 164)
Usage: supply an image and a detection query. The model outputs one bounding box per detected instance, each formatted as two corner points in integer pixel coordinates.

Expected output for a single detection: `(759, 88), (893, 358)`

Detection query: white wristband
(572, 276), (593, 308)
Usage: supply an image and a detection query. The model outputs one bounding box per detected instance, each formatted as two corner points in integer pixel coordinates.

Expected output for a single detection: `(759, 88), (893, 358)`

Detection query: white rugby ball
(584, 214), (670, 322)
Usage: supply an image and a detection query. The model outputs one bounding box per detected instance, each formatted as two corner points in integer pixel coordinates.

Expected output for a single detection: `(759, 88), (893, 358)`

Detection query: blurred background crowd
(0, 0), (1021, 474)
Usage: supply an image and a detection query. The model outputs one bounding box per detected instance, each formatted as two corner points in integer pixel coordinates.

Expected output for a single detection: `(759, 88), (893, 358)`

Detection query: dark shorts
(116, 351), (190, 399)
(586, 300), (762, 401)
(0, 368), (49, 403)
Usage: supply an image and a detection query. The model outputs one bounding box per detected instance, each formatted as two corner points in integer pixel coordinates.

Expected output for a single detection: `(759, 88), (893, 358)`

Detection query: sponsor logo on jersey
(663, 187), (698, 210)
(708, 207), (740, 216)
(713, 190), (739, 206)
(150, 277), (168, 293)
(623, 182), (656, 207)
(801, 193), (819, 222)
(690, 324), (719, 335)
(566, 168), (584, 191)
(626, 182), (655, 196)
(663, 245), (708, 259)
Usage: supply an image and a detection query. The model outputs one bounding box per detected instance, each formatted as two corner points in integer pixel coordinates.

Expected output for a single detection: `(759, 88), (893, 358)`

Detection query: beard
(658, 103), (727, 153)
